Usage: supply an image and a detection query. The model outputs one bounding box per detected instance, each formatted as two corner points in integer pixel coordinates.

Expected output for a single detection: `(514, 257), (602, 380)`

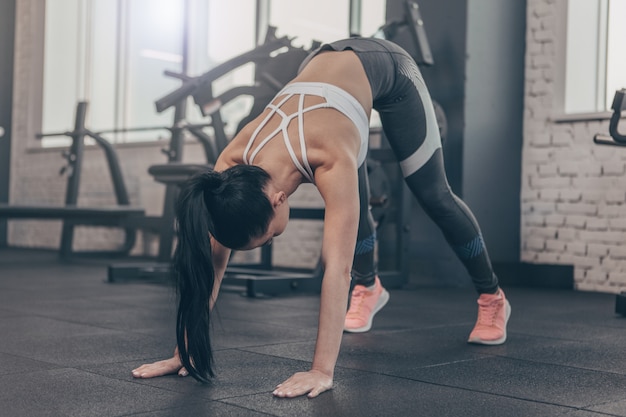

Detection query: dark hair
(174, 165), (274, 382)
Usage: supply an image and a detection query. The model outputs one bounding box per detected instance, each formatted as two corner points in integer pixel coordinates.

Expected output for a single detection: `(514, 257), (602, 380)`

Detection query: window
(268, 0), (351, 48)
(42, 0), (257, 146)
(565, 0), (626, 113)
(41, 0), (384, 146)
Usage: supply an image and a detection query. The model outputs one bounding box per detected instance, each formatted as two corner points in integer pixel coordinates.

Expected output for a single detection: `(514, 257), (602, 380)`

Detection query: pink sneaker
(344, 277), (390, 333)
(468, 289), (511, 345)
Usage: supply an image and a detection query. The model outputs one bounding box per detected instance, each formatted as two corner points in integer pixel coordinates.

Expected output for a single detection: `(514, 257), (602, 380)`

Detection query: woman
(131, 37), (511, 398)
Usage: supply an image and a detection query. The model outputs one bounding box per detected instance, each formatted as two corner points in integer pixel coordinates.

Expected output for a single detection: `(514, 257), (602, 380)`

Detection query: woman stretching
(131, 37), (511, 398)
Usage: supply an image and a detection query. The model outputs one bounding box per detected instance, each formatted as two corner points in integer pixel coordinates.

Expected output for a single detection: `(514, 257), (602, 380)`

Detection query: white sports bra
(242, 82), (369, 183)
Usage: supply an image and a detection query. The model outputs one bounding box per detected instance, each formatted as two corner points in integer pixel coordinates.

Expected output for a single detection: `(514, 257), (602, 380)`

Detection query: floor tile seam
(3, 311), (169, 336)
(487, 353), (626, 378)
(0, 357), (64, 377)
(511, 329), (626, 345)
(364, 322), (476, 335)
(232, 343), (316, 358)
(580, 399), (626, 416)
(342, 369), (587, 411)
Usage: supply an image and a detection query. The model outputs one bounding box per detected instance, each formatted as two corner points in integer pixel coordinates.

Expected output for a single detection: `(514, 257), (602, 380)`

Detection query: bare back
(216, 51), (372, 195)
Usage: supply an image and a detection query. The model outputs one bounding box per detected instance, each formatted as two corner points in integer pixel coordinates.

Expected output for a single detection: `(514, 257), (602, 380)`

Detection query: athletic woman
(131, 37), (511, 399)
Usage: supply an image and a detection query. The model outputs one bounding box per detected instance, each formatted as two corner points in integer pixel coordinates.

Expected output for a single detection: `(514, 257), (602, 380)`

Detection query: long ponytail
(174, 171), (220, 382)
(173, 165), (274, 382)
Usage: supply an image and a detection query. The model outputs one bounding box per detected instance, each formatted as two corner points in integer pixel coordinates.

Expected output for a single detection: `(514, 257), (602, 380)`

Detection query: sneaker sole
(344, 289), (390, 333)
(467, 300), (512, 345)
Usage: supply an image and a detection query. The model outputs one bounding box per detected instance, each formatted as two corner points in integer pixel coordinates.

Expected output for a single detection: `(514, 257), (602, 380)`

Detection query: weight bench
(0, 204), (145, 258)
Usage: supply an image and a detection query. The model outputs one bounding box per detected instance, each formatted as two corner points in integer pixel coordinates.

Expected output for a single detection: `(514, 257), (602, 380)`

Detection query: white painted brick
(556, 228), (578, 240)
(609, 246), (626, 259)
(533, 2), (552, 17)
(605, 190), (626, 203)
(528, 226), (558, 238)
(526, 237), (546, 250)
(581, 189), (604, 203)
(578, 230), (625, 244)
(545, 239), (566, 252)
(608, 272), (626, 285)
(593, 145), (618, 161)
(585, 269), (609, 283)
(533, 30), (554, 43)
(586, 217), (609, 230)
(529, 132), (551, 146)
(609, 218), (626, 230)
(539, 188), (559, 201)
(599, 204), (626, 217)
(564, 215), (586, 228)
(530, 79), (549, 96)
(557, 161), (581, 176)
(602, 161), (625, 176)
(542, 39), (556, 56)
(559, 254), (600, 268)
(545, 214), (565, 226)
(538, 163), (557, 176)
(526, 42), (543, 56)
(529, 175), (571, 188)
(566, 241), (586, 255)
(536, 252), (561, 264)
(529, 200), (557, 214)
(557, 203), (597, 216)
(525, 214), (545, 226)
(574, 268), (586, 281)
(588, 243), (611, 257)
(551, 131), (571, 146)
(520, 251), (538, 262)
(524, 148), (551, 163)
(520, 188), (541, 202)
(559, 189), (581, 202)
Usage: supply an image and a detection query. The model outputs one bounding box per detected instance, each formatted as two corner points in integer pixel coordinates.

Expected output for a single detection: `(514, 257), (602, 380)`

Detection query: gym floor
(1, 248), (626, 417)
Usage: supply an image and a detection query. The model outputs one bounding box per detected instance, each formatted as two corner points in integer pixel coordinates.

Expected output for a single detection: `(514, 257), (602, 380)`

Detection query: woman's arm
(273, 156), (360, 398)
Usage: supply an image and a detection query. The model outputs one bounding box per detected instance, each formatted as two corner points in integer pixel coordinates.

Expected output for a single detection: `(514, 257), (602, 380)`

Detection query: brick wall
(523, 0), (626, 293)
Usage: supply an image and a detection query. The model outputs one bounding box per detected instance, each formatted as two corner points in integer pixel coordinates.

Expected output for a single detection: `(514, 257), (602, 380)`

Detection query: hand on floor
(132, 348), (188, 379)
(273, 370), (333, 399)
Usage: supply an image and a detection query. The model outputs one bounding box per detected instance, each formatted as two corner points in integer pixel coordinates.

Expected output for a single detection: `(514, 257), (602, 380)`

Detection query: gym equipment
(0, 102), (145, 258)
(371, 0), (448, 143)
(594, 88), (626, 147)
(592, 88), (626, 316)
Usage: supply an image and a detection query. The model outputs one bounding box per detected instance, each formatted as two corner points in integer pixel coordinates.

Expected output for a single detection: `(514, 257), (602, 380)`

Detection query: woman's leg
(344, 162), (390, 333)
(376, 51), (510, 344)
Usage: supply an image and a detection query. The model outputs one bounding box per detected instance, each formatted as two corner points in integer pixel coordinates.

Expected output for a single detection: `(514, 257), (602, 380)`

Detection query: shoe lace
(346, 287), (368, 317)
(476, 299), (501, 326)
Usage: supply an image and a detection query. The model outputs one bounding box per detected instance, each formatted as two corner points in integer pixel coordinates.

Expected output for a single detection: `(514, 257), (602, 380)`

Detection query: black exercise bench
(0, 204), (145, 258)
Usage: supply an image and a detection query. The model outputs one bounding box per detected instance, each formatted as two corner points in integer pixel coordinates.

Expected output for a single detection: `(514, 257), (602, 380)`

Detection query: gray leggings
(308, 38), (498, 294)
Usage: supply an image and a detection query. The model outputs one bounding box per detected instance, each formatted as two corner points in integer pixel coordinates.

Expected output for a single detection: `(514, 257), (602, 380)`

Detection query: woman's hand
(132, 347), (188, 379)
(272, 370), (333, 398)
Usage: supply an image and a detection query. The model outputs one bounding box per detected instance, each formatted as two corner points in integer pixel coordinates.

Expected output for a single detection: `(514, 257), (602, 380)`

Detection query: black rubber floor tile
(244, 326), (487, 378)
(586, 399), (626, 416)
(0, 316), (168, 367)
(82, 349), (362, 402)
(470, 333), (626, 375)
(4, 297), (176, 334)
(222, 371), (579, 417)
(210, 318), (317, 350)
(408, 356), (626, 408)
(0, 368), (204, 417)
(0, 352), (60, 376)
(127, 401), (272, 417)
